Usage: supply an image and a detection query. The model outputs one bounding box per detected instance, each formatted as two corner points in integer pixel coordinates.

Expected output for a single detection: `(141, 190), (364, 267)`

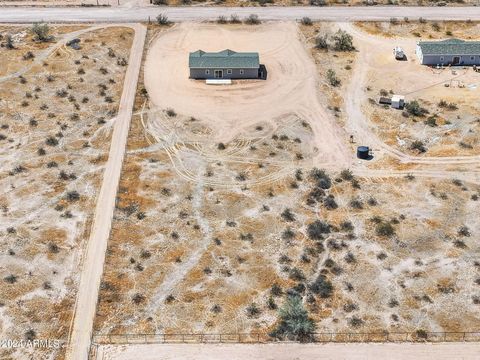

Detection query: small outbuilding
(391, 95), (405, 109)
(416, 39), (480, 66)
(189, 49), (260, 80)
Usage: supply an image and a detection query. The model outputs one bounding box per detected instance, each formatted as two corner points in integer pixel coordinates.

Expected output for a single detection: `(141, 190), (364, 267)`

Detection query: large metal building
(416, 39), (480, 66)
(189, 49), (260, 80)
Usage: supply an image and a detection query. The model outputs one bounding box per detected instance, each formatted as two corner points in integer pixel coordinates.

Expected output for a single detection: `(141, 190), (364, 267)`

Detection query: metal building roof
(189, 49), (259, 69)
(418, 39), (480, 56)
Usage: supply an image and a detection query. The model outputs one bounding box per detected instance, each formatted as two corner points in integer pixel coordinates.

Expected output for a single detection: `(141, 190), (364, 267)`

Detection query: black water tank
(357, 146), (370, 160)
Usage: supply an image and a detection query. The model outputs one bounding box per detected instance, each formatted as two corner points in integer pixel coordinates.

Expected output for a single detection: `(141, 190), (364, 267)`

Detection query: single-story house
(416, 38), (480, 66)
(189, 49), (261, 79)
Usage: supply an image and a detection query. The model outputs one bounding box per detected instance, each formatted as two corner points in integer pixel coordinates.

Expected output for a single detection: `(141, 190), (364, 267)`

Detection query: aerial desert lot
(0, 11), (480, 360)
(0, 24), (134, 359)
(94, 20), (480, 346)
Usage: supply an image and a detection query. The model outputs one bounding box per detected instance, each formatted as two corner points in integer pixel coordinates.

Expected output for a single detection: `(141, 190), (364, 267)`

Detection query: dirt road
(94, 342), (480, 360)
(0, 6), (480, 23)
(65, 23), (146, 360)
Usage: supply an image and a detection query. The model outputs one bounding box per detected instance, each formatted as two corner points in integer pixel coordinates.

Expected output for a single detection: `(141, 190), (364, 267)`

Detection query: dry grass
(95, 24), (480, 341)
(0, 25), (133, 359)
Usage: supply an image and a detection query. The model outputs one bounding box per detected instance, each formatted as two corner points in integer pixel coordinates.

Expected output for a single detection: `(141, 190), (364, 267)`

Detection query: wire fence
(92, 331), (480, 345)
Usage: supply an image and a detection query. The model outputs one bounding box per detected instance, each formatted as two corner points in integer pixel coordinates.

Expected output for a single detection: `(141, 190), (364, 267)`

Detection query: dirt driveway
(144, 22), (351, 168)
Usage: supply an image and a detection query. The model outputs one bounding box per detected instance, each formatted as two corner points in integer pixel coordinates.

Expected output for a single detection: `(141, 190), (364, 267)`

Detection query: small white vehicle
(393, 46), (405, 60)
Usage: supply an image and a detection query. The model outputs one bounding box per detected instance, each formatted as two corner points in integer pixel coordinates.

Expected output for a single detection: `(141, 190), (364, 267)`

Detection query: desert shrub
(332, 30), (355, 51)
(217, 142), (226, 150)
(326, 69), (340, 87)
(315, 34), (329, 49)
(25, 329), (36, 341)
(307, 220), (331, 240)
(348, 316), (364, 328)
(458, 226), (471, 237)
(289, 267), (305, 281)
(310, 168), (331, 189)
(300, 17), (313, 26)
(6, 35), (14, 49)
(282, 227), (296, 241)
(132, 293), (145, 304)
(410, 140), (427, 153)
(246, 302), (261, 317)
(349, 198), (363, 210)
(46, 136), (59, 146)
(415, 329), (428, 340)
(310, 0), (326, 5)
(309, 274), (333, 298)
(217, 15), (227, 24)
(344, 252), (356, 264)
(156, 13), (171, 25)
(281, 208), (296, 222)
(425, 116), (437, 127)
(4, 275), (17, 284)
(375, 222), (395, 237)
(166, 108), (176, 117)
(406, 100), (428, 117)
(267, 296), (277, 310)
(245, 14), (261, 25)
(31, 23), (52, 42)
(340, 220), (354, 232)
(230, 14), (241, 24)
(211, 304), (222, 313)
(323, 195), (338, 210)
(340, 169), (353, 181)
(269, 295), (315, 342)
(152, 0), (167, 4)
(66, 190), (80, 202)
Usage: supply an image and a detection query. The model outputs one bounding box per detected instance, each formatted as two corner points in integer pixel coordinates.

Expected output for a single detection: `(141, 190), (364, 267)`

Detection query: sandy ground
(144, 22), (350, 168)
(95, 342), (480, 360)
(66, 23), (146, 360)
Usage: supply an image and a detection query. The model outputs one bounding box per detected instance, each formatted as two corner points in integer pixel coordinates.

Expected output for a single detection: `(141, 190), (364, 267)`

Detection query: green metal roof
(418, 39), (480, 56)
(189, 49), (259, 69)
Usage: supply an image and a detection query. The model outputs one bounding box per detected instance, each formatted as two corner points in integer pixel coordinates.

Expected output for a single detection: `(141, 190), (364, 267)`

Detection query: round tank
(357, 146), (370, 160)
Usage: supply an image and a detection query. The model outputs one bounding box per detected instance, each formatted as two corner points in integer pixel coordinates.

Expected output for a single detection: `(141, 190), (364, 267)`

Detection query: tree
(245, 14), (261, 25)
(31, 23), (52, 42)
(332, 30), (355, 51)
(270, 295), (316, 342)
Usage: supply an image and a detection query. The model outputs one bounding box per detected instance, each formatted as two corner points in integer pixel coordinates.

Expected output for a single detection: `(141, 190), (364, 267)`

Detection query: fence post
(163, 333), (166, 343)
(463, 332), (466, 342)
(125, 334), (128, 344)
(219, 334), (222, 343)
(257, 333), (260, 343)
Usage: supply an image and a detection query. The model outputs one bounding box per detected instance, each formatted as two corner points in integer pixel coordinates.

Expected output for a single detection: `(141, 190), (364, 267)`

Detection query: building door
(452, 56), (460, 65)
(214, 70), (223, 78)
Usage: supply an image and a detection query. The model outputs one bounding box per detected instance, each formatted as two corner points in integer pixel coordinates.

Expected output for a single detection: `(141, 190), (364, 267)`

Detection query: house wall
(190, 67), (259, 79)
(417, 46), (480, 66)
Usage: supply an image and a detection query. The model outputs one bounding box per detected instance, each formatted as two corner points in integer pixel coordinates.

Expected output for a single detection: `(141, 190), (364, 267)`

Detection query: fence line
(92, 331), (480, 345)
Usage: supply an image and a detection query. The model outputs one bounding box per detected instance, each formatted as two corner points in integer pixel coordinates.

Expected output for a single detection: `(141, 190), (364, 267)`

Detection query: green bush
(269, 295), (316, 342)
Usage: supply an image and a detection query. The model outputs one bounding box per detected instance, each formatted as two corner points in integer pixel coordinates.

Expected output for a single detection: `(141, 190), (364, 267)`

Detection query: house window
(440, 56), (444, 62)
(239, 69), (244, 75)
(205, 69), (210, 75)
(471, 56), (475, 61)
(227, 69), (232, 74)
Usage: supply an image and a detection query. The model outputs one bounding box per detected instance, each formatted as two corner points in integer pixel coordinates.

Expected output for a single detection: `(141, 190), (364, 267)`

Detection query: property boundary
(92, 331), (480, 345)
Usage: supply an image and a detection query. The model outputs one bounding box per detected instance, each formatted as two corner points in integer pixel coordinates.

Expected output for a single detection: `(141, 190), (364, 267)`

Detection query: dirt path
(94, 342), (480, 360)
(65, 23), (146, 360)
